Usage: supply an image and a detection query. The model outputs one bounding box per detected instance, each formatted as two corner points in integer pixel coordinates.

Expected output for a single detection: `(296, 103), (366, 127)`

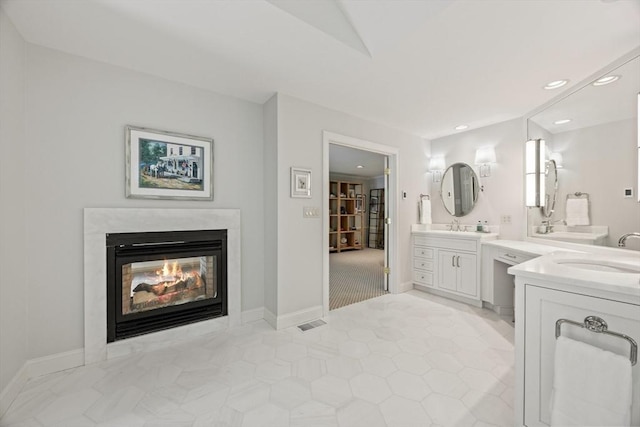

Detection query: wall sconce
(526, 139), (546, 207)
(474, 146), (496, 177)
(549, 152), (564, 168)
(428, 157), (446, 182)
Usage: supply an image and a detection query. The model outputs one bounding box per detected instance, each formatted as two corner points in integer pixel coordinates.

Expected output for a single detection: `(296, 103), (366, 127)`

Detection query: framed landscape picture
(125, 125), (214, 200)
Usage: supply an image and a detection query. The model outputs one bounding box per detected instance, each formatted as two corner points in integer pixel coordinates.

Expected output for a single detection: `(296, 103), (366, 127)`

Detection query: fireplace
(106, 229), (227, 342)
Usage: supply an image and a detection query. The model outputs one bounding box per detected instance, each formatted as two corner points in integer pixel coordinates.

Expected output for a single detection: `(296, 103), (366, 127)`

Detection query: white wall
(551, 118), (639, 247)
(22, 44), (265, 359)
(272, 93), (430, 318)
(430, 118), (525, 240)
(0, 7), (28, 405)
(263, 95), (278, 319)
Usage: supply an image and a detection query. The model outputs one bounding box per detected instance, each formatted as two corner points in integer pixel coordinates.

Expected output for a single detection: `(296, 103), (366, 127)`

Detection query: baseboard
(397, 281), (414, 293)
(0, 363), (28, 418)
(242, 307), (265, 324)
(413, 284), (483, 308)
(275, 305), (324, 330)
(25, 348), (84, 379)
(0, 348), (84, 418)
(263, 308), (277, 329)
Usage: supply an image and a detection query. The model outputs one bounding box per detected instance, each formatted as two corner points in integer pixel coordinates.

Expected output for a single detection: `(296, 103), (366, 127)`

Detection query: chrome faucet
(448, 219), (461, 232)
(539, 218), (565, 234)
(618, 232), (640, 247)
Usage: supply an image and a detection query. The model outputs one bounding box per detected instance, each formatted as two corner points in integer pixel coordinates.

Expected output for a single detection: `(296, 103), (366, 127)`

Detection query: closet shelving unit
(329, 180), (364, 253)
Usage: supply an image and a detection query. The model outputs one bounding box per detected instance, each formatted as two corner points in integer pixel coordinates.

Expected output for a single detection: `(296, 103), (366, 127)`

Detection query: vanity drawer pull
(413, 270), (433, 285)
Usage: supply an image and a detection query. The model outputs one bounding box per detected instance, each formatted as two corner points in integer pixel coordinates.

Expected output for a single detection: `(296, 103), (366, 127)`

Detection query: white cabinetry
(412, 232), (496, 306)
(518, 284), (640, 426)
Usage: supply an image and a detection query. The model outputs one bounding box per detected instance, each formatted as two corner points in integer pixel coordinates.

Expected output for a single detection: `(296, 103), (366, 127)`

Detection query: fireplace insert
(106, 229), (227, 342)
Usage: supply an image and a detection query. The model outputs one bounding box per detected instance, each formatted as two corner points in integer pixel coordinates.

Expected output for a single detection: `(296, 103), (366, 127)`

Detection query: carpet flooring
(329, 248), (387, 310)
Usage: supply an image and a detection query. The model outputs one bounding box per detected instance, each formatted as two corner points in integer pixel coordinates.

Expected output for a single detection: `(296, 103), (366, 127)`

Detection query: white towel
(550, 336), (633, 427)
(419, 199), (432, 224)
(565, 198), (590, 226)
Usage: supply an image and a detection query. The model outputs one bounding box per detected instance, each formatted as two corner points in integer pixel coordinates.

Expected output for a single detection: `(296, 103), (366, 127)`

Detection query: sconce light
(549, 152), (563, 168)
(474, 146), (496, 177)
(526, 139), (546, 207)
(428, 157), (446, 182)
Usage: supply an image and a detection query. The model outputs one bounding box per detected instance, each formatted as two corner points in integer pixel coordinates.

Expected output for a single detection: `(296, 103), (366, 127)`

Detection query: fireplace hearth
(106, 229), (227, 342)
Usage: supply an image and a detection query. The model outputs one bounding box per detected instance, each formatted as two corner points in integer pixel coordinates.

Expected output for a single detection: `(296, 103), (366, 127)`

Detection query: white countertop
(411, 224), (498, 240)
(482, 240), (560, 257)
(508, 250), (640, 301)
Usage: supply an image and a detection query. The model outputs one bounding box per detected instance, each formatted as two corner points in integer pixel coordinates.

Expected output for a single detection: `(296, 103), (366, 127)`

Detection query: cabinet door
(524, 285), (640, 427)
(437, 250), (457, 291)
(456, 253), (477, 296)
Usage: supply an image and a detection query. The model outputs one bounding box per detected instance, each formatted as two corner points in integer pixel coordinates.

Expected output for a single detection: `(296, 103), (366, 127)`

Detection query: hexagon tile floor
(0, 290), (515, 427)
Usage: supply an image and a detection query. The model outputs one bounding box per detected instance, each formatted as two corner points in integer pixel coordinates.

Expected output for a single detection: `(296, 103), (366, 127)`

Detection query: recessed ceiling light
(592, 75), (620, 86)
(454, 125), (469, 131)
(553, 119), (571, 125)
(356, 165), (364, 169)
(543, 79), (569, 90)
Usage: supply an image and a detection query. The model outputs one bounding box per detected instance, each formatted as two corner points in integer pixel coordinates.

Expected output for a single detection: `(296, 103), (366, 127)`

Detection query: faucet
(539, 218), (565, 234)
(618, 232), (640, 247)
(448, 219), (461, 232)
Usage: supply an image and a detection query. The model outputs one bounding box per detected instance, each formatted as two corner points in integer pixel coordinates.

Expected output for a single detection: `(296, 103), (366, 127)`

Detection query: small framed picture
(356, 194), (366, 213)
(290, 167), (311, 198)
(125, 125), (213, 200)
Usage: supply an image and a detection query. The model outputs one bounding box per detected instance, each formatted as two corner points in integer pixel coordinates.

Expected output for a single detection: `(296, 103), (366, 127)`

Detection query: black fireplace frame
(106, 229), (227, 342)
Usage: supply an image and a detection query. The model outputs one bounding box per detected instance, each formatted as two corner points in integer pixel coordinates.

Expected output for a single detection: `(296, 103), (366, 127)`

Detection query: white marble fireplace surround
(84, 208), (241, 365)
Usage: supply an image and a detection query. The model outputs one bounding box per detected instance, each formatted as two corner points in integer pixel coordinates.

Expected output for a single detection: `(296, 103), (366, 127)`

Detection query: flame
(155, 260), (183, 280)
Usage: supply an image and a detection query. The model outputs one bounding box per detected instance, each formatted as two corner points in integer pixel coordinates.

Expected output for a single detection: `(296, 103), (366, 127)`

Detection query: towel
(419, 199), (432, 224)
(550, 336), (633, 426)
(565, 198), (590, 226)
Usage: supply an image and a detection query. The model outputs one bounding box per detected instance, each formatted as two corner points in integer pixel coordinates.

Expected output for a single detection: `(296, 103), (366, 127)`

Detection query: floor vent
(297, 319), (326, 332)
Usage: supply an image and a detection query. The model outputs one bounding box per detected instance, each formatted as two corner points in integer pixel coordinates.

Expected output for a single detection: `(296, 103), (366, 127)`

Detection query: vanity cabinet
(437, 250), (477, 296)
(517, 284), (640, 427)
(412, 231), (496, 306)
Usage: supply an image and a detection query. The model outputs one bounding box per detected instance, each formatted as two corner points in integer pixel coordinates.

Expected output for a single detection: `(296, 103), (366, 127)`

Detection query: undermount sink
(551, 253), (640, 274)
(554, 259), (640, 273)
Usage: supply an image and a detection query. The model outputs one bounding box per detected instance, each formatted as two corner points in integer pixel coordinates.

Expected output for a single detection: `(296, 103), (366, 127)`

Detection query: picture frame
(290, 167), (312, 198)
(356, 194), (366, 213)
(125, 125), (214, 200)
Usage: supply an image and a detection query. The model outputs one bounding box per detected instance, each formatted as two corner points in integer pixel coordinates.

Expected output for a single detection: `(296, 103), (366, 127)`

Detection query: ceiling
(329, 145), (385, 178)
(2, 0), (639, 140)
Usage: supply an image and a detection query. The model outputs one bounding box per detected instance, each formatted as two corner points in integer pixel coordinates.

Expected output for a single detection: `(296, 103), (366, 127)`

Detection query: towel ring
(555, 316), (637, 365)
(419, 194), (430, 201)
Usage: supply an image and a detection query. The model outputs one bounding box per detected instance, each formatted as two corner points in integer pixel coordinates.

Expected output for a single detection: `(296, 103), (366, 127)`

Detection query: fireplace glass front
(106, 229), (227, 342)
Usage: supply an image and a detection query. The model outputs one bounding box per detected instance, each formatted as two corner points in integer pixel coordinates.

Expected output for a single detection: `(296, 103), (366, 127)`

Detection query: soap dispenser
(483, 221), (489, 232)
(476, 221), (482, 232)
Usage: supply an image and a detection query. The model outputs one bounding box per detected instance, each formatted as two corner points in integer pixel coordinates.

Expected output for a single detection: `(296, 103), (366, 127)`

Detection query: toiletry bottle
(483, 221), (489, 232)
(476, 221), (482, 232)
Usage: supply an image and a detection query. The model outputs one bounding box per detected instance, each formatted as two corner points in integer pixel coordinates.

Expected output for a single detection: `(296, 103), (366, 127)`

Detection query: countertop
(482, 240), (560, 257)
(411, 224), (498, 240)
(508, 250), (640, 301)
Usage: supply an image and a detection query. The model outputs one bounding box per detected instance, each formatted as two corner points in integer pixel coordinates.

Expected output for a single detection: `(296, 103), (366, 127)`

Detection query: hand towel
(419, 199), (432, 224)
(550, 336), (633, 426)
(565, 198), (590, 226)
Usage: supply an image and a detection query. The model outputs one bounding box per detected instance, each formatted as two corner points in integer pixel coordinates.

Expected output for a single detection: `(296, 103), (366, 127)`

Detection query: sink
(555, 259), (640, 273)
(551, 252), (640, 274)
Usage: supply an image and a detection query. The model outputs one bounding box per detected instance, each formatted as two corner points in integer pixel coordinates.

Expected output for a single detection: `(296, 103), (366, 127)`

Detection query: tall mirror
(527, 54), (640, 248)
(441, 162), (480, 217)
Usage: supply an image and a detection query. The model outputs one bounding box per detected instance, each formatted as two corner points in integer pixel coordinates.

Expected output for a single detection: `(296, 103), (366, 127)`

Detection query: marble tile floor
(0, 290), (515, 427)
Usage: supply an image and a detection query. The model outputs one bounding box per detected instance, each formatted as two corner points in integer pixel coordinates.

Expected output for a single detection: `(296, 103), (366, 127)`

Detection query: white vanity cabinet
(510, 253), (640, 427)
(412, 230), (496, 306)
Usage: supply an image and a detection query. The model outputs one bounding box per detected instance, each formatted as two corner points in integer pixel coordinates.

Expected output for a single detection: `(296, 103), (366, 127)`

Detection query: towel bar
(566, 191), (589, 200)
(555, 316), (637, 365)
(419, 194), (430, 200)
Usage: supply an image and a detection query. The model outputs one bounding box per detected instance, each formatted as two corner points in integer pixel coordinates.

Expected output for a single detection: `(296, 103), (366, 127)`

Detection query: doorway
(322, 131), (398, 317)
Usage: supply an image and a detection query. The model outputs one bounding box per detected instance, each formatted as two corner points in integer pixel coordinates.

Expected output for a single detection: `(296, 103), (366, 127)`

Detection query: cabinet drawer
(413, 247), (434, 259)
(425, 237), (477, 253)
(496, 251), (532, 265)
(413, 270), (433, 285)
(413, 258), (433, 271)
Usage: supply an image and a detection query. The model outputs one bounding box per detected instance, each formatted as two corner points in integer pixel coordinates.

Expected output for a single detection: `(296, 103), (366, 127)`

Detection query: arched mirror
(542, 159), (558, 218)
(441, 162), (480, 217)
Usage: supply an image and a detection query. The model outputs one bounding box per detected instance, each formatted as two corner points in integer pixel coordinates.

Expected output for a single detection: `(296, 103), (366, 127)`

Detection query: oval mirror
(441, 162), (481, 217)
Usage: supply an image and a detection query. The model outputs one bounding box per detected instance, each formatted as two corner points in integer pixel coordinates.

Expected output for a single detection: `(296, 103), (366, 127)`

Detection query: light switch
(303, 207), (320, 218)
